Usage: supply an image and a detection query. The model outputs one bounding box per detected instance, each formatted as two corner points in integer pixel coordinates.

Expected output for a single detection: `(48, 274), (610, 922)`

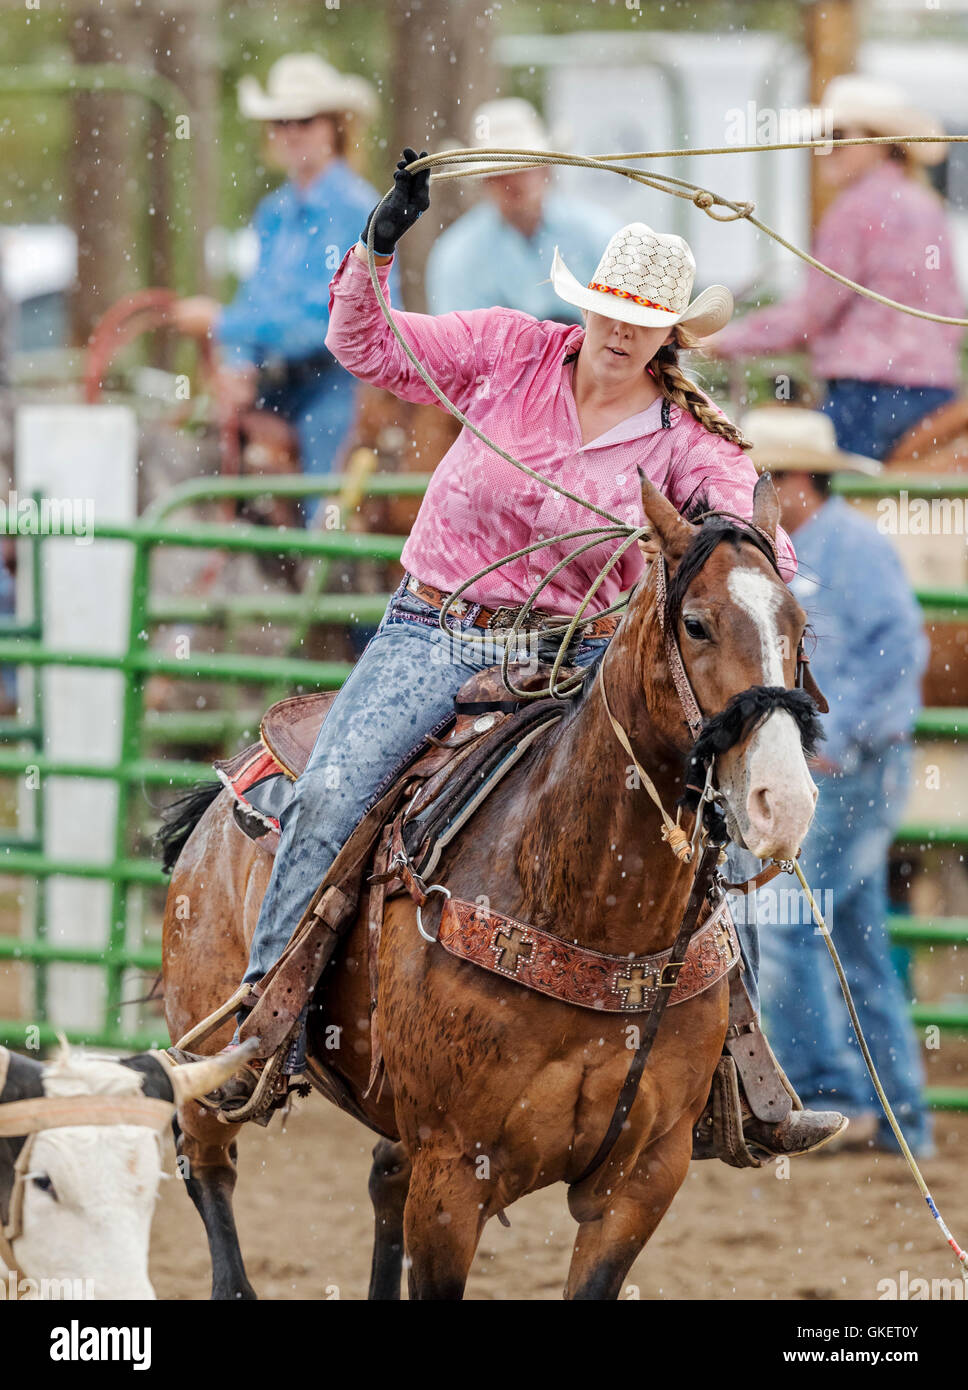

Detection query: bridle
(578, 519), (822, 1184)
(598, 516), (821, 864)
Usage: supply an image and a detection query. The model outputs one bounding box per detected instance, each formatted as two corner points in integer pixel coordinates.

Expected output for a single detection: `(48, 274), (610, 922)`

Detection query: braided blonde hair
(650, 326), (751, 450)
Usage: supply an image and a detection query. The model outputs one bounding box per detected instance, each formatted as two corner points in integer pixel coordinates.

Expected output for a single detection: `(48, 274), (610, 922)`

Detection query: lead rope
(790, 859), (968, 1272)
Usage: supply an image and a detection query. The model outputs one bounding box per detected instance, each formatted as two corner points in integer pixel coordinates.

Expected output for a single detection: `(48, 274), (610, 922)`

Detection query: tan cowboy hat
(552, 222), (734, 335)
(238, 53), (377, 124)
(740, 406), (882, 476)
(811, 74), (947, 165)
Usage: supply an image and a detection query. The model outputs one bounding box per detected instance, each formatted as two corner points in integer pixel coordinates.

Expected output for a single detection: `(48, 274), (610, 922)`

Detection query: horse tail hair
(156, 781), (223, 874)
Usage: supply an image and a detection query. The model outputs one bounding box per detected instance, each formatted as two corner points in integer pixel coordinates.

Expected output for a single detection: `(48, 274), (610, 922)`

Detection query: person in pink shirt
(186, 149), (846, 1162)
(711, 76), (963, 460)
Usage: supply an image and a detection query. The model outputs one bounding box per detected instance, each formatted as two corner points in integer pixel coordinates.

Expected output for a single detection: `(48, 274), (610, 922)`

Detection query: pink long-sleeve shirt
(326, 247), (795, 611)
(715, 162), (964, 387)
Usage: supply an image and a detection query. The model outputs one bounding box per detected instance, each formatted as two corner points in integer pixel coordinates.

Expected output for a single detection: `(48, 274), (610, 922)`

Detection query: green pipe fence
(0, 471), (965, 1110)
(0, 474), (408, 1052)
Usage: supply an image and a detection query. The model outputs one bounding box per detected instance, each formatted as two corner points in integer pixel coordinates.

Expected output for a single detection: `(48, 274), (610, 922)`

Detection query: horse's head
(632, 474), (821, 861)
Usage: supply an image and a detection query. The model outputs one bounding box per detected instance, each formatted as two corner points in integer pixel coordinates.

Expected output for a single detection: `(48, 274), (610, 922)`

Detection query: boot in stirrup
(692, 971), (847, 1167)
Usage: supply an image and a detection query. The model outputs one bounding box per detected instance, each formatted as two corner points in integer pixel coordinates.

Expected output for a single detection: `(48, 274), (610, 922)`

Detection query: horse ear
(641, 477), (695, 564)
(751, 472), (779, 541)
(801, 664), (829, 714)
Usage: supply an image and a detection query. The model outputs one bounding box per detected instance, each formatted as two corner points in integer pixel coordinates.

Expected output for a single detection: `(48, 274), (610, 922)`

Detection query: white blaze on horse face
(717, 568), (817, 860)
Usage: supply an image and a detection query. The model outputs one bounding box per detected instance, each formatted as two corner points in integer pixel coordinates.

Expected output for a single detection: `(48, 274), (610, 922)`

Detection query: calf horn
(149, 1037), (261, 1106)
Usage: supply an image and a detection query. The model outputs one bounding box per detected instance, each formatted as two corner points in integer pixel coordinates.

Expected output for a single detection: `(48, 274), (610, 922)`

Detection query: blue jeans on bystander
(757, 742), (929, 1152)
(821, 379), (956, 462)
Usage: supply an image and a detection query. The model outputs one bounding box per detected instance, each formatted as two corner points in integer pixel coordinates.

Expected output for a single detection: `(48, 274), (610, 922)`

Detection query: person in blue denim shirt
(173, 54), (398, 484)
(741, 406), (931, 1155)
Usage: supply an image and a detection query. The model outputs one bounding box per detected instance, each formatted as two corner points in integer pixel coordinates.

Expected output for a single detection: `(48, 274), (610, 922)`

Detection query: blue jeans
(259, 368), (358, 522)
(821, 380), (956, 462)
(757, 743), (929, 1150)
(246, 585), (612, 981)
(246, 582), (763, 996)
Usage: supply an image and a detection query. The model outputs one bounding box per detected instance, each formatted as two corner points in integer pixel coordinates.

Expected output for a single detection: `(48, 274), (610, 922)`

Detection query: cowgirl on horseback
(179, 149), (844, 1160)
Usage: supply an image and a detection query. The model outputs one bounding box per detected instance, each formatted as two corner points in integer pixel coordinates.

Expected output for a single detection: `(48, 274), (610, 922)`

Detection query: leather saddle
(260, 664), (555, 780)
(215, 664), (583, 852)
(229, 663), (579, 1078)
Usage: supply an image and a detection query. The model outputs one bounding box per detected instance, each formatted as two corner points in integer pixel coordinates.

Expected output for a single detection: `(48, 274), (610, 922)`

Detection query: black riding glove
(360, 147), (431, 256)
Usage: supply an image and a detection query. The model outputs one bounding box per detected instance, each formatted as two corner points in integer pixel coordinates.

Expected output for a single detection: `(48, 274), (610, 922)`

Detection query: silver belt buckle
(488, 606), (519, 631)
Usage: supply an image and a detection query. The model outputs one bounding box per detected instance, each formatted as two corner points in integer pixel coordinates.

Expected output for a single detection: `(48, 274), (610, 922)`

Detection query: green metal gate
(0, 469), (965, 1117)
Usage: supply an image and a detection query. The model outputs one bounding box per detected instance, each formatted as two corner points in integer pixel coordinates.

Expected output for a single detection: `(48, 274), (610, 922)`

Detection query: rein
(573, 835), (728, 1185)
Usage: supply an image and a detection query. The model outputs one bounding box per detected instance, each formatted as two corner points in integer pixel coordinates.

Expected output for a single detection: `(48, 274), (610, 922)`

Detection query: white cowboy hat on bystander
(740, 406), (882, 476)
(238, 52), (378, 124)
(811, 74), (947, 165)
(452, 98), (553, 177)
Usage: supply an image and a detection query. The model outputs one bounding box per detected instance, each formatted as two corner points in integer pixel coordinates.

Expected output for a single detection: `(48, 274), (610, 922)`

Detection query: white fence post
(15, 404), (137, 1034)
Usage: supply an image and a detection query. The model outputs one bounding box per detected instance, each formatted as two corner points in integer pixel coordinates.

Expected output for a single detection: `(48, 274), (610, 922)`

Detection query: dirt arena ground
(149, 1100), (968, 1301)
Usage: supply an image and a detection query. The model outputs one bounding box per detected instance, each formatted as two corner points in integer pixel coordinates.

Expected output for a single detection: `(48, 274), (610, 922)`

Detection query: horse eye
(31, 1174), (58, 1199)
(683, 617), (708, 641)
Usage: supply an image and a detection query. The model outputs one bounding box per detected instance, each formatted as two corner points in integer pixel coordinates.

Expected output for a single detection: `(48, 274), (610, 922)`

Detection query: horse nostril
(748, 786), (773, 828)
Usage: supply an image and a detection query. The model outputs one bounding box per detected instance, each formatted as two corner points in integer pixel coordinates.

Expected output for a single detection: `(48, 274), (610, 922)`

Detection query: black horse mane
(664, 502), (779, 634)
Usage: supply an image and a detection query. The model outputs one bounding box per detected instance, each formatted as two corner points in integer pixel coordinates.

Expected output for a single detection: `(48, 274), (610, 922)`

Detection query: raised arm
(325, 244), (516, 410)
(325, 146), (518, 409)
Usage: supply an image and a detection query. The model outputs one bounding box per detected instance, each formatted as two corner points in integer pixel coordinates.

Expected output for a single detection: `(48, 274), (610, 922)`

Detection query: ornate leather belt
(406, 575), (620, 639)
(437, 894), (739, 1012)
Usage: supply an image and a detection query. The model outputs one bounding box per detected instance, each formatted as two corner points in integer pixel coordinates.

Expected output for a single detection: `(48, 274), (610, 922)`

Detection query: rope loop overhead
(362, 130), (968, 701)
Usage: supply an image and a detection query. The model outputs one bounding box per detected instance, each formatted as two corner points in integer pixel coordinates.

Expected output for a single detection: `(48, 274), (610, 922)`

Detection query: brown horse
(161, 476), (818, 1301)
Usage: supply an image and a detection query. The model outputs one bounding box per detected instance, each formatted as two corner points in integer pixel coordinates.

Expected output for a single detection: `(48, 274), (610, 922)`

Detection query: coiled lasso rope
(361, 135), (968, 703)
(361, 139), (968, 1272)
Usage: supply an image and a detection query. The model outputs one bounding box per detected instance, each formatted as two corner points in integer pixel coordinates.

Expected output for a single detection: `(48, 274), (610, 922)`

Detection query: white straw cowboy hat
(238, 53), (378, 124)
(740, 406), (882, 476)
(811, 74), (947, 165)
(457, 98), (551, 177)
(552, 222), (734, 335)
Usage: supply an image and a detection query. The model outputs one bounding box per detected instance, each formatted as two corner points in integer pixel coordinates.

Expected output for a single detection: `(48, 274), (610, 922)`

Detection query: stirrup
(692, 1056), (766, 1168)
(214, 1027), (302, 1127)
